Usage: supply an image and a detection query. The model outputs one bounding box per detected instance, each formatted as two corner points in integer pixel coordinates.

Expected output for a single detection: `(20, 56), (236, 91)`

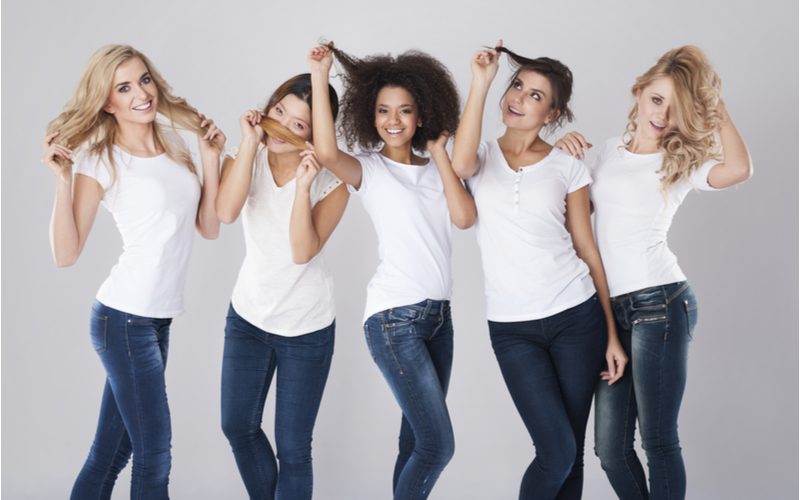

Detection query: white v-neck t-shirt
(228, 145), (342, 336)
(468, 140), (596, 322)
(73, 138), (201, 318)
(590, 137), (721, 297)
(348, 151), (453, 323)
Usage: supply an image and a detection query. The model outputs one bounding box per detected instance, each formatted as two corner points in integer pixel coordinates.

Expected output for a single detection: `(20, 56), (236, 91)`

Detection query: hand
(308, 42), (334, 75)
(238, 109), (265, 144)
(41, 131), (73, 181)
(555, 131), (592, 160)
(600, 336), (628, 385)
(426, 131), (449, 153)
(198, 113), (226, 156)
(295, 146), (321, 192)
(471, 39), (501, 86)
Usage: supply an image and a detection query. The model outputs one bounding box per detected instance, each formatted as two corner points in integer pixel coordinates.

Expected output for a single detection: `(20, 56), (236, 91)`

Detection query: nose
(135, 84), (149, 101)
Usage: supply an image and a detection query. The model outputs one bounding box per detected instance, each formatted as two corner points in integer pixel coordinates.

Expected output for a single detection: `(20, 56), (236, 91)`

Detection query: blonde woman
(557, 46), (752, 499)
(42, 44), (224, 499)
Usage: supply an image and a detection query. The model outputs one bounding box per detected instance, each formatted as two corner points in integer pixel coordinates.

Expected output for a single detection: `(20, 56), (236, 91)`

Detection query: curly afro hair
(496, 46), (575, 132)
(330, 46), (460, 153)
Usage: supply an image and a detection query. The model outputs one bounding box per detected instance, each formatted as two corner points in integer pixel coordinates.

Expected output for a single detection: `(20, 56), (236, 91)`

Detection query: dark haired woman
(557, 45), (752, 500)
(216, 73), (348, 500)
(308, 43), (474, 500)
(450, 41), (626, 500)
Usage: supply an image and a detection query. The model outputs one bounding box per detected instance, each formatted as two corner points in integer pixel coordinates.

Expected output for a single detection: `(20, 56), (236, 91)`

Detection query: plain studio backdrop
(2, 0), (797, 499)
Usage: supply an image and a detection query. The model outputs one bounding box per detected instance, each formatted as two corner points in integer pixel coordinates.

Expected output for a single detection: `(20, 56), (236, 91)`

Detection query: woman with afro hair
(451, 41), (625, 499)
(556, 45), (752, 500)
(308, 42), (475, 499)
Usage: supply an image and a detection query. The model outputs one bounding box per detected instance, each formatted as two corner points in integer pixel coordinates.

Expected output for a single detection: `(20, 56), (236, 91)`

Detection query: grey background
(2, 0), (797, 498)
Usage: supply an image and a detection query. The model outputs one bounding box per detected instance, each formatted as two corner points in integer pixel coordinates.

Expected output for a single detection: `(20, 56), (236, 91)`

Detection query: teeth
(386, 129), (403, 134)
(133, 101), (152, 111)
(508, 106), (523, 116)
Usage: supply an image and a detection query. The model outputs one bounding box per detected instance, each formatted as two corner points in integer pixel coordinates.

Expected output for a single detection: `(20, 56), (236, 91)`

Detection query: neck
(628, 131), (660, 154)
(380, 144), (417, 165)
(269, 150), (301, 172)
(115, 122), (159, 155)
(499, 126), (547, 155)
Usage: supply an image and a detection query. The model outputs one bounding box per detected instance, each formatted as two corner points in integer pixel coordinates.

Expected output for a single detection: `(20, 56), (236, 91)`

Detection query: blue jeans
(488, 295), (607, 500)
(364, 299), (455, 500)
(71, 301), (173, 500)
(594, 282), (698, 500)
(221, 304), (334, 500)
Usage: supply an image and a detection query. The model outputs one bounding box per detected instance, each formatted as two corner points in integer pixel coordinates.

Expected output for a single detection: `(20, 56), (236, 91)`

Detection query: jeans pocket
(683, 299), (698, 340)
(386, 306), (422, 327)
(90, 314), (108, 354)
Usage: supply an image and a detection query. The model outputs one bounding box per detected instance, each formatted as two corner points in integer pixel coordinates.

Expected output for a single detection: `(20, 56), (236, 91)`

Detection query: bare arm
(451, 43), (500, 180)
(565, 186), (627, 384)
(429, 135), (476, 229)
(707, 101), (753, 189)
(195, 114), (225, 239)
(216, 110), (264, 224)
(290, 151), (349, 264)
(308, 44), (362, 188)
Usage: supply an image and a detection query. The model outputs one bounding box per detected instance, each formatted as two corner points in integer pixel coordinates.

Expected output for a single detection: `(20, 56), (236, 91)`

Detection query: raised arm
(216, 110), (263, 224)
(195, 113), (224, 239)
(707, 100), (753, 189)
(428, 134), (476, 229)
(565, 186), (628, 384)
(308, 44), (363, 188)
(43, 132), (103, 267)
(289, 150), (349, 264)
(451, 41), (501, 180)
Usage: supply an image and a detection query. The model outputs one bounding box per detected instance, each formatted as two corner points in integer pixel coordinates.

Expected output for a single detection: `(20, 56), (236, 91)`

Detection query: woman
(450, 41), (626, 500)
(216, 74), (348, 500)
(308, 42), (475, 500)
(43, 44), (224, 499)
(556, 45), (752, 500)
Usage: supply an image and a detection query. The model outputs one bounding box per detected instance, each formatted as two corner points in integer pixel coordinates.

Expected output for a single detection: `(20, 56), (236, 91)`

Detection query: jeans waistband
(391, 299), (450, 319)
(611, 281), (689, 304)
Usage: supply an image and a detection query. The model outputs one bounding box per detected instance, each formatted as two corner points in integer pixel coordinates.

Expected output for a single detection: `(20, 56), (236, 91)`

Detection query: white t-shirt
(229, 145), (342, 336)
(468, 140), (596, 322)
(590, 137), (721, 297)
(348, 151), (453, 323)
(73, 137), (201, 318)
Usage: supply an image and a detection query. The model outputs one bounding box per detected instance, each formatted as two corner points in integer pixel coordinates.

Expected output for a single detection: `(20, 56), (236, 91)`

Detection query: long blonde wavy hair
(624, 45), (722, 189)
(46, 44), (204, 186)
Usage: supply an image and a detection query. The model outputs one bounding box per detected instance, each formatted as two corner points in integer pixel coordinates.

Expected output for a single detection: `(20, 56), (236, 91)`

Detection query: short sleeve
(348, 152), (379, 196)
(311, 168), (343, 206)
(687, 158), (723, 191)
(566, 156), (592, 193)
(466, 141), (490, 194)
(72, 150), (112, 190)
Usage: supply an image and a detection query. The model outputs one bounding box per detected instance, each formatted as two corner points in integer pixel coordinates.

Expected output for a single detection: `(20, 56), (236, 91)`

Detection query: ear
(545, 109), (561, 125)
(103, 102), (115, 114)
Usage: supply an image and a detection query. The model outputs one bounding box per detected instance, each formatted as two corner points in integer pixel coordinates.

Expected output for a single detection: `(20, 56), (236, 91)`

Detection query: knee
(420, 431), (455, 467)
(276, 434), (313, 465)
(641, 435), (681, 458)
(221, 412), (258, 445)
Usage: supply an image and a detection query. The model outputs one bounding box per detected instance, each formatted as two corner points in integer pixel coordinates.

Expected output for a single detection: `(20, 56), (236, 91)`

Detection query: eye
(652, 97), (663, 105)
(275, 106), (284, 115)
(401, 108), (413, 115)
(377, 107), (387, 114)
(294, 122), (305, 131)
(512, 80), (522, 90)
(118, 85), (130, 93)
(141, 75), (152, 85)
(530, 92), (542, 102)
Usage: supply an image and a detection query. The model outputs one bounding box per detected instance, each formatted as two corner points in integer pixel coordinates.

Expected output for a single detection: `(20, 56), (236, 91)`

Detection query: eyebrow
(115, 71), (150, 89)
(514, 79), (548, 97)
(376, 103), (415, 108)
(650, 92), (665, 99)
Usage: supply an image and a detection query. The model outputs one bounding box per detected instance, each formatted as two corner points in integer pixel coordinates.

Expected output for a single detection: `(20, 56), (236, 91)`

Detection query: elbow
(215, 202), (239, 225)
(53, 251), (78, 268)
(200, 227), (220, 240)
(451, 211), (477, 230)
(450, 161), (475, 180)
(291, 250), (314, 265)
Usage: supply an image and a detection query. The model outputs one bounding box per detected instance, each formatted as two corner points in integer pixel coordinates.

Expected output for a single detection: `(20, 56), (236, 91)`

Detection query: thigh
(426, 303), (454, 395)
(273, 322), (335, 447)
(221, 305), (277, 426)
(594, 324), (638, 453)
(489, 321), (572, 446)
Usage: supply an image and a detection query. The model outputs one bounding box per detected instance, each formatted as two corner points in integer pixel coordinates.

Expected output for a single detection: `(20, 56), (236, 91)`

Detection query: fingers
(605, 353), (617, 382)
(496, 38), (503, 49)
(556, 133), (589, 159)
(44, 131), (60, 145)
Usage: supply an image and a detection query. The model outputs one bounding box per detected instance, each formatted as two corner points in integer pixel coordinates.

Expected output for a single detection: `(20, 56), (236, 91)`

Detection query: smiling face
(634, 76), (677, 142)
(501, 70), (557, 131)
(265, 94), (312, 153)
(103, 57), (158, 126)
(374, 86), (419, 149)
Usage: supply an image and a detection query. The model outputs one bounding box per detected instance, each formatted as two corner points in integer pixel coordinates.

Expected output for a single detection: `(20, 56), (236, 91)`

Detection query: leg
(488, 319), (577, 500)
(632, 284), (696, 500)
(547, 297), (607, 500)
(273, 322), (335, 500)
(365, 301), (455, 500)
(221, 305), (278, 500)
(393, 304), (454, 492)
(594, 323), (649, 500)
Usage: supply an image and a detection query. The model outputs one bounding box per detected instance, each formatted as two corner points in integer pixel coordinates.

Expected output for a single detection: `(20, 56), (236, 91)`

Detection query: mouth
(384, 128), (405, 136)
(507, 106), (524, 117)
(132, 100), (153, 112)
(649, 121), (666, 132)
(268, 136), (286, 145)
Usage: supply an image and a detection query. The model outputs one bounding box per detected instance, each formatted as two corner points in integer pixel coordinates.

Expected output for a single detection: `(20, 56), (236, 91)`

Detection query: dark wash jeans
(488, 295), (607, 500)
(221, 304), (334, 500)
(594, 281), (698, 500)
(364, 299), (455, 500)
(71, 300), (173, 500)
